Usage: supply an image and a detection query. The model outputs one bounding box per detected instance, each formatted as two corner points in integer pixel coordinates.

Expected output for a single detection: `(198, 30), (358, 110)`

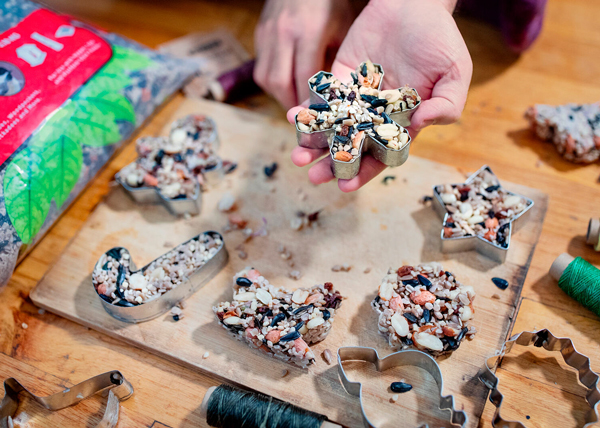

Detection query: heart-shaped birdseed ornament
(92, 232), (228, 323)
(295, 60), (421, 179)
(372, 263), (476, 356)
(214, 268), (343, 368)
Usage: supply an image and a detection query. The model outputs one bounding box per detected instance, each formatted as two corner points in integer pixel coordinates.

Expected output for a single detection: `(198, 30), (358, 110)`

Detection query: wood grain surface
(30, 98), (547, 428)
(1, 0), (600, 427)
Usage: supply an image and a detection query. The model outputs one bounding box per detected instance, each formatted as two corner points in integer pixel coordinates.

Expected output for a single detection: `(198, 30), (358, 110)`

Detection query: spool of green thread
(586, 218), (600, 251)
(550, 253), (600, 317)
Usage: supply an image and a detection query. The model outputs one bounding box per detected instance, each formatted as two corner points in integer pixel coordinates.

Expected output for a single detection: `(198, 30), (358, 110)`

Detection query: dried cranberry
(324, 282), (334, 291)
(397, 266), (414, 277)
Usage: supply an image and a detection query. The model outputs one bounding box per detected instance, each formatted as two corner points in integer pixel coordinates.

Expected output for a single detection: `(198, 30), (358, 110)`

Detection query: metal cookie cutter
(295, 62), (420, 180)
(432, 165), (534, 263)
(116, 116), (221, 216)
(93, 231), (228, 323)
(1, 371), (133, 428)
(479, 329), (600, 427)
(337, 347), (467, 428)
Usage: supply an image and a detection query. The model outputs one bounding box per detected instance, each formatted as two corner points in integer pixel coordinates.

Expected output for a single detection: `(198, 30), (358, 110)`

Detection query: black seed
(443, 336), (459, 350)
(402, 337), (414, 346)
(115, 299), (136, 307)
(279, 306), (291, 317)
(316, 82), (331, 92)
(236, 277), (253, 287)
(361, 63), (367, 77)
(460, 192), (469, 202)
(360, 94), (377, 104)
(322, 309), (331, 320)
(371, 98), (387, 108)
(173, 315), (180, 321)
(403, 313), (418, 323)
(308, 103), (330, 111)
(334, 135), (350, 144)
(390, 382), (412, 393)
(382, 176), (396, 185)
(457, 327), (469, 342)
(315, 119), (324, 125)
(374, 295), (381, 303)
(526, 416), (531, 420)
(402, 279), (420, 286)
(334, 116), (350, 124)
(154, 149), (165, 165)
(477, 222), (486, 228)
(445, 222), (456, 228)
(367, 107), (377, 115)
(293, 304), (313, 315)
(102, 261), (110, 270)
(445, 271), (454, 279)
(417, 274), (432, 288)
(422, 309), (431, 323)
(485, 185), (500, 192)
(381, 112), (392, 124)
(295, 321), (305, 331)
(106, 248), (121, 260)
(357, 122), (374, 130)
(492, 277), (509, 290)
(488, 210), (495, 218)
(270, 312), (286, 327)
(280, 330), (301, 342)
(264, 162), (278, 178)
(224, 162), (238, 174)
(423, 195), (433, 202)
(173, 194), (187, 199)
(99, 293), (112, 303)
(314, 71), (324, 86)
(116, 264), (126, 293)
(173, 153), (183, 163)
(351, 72), (358, 84)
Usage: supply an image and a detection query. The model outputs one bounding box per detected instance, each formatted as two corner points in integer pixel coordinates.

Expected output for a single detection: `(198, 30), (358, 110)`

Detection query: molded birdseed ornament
(213, 268), (343, 368)
(295, 60), (421, 179)
(432, 165), (534, 263)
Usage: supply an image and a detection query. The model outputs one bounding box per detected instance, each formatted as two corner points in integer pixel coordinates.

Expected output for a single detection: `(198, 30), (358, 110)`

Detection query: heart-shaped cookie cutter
(295, 62), (421, 180)
(337, 346), (467, 427)
(93, 231), (228, 323)
(116, 116), (221, 216)
(0, 371), (133, 428)
(478, 329), (600, 428)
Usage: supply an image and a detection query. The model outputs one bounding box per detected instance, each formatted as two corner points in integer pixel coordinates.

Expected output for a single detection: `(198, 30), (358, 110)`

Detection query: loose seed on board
(492, 277), (509, 290)
(390, 382), (413, 393)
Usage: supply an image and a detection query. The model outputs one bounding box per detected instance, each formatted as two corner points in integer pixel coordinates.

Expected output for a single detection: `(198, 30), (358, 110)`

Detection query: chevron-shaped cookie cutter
(116, 115), (221, 216)
(337, 346), (467, 427)
(432, 165), (534, 263)
(478, 329), (600, 427)
(0, 371), (133, 428)
(92, 231), (228, 323)
(295, 62), (420, 180)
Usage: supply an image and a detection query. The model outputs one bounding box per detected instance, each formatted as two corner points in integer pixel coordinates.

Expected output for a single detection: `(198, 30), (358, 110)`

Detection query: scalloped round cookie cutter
(93, 231), (228, 323)
(478, 329), (600, 427)
(337, 346), (468, 428)
(295, 62), (420, 180)
(0, 371), (133, 428)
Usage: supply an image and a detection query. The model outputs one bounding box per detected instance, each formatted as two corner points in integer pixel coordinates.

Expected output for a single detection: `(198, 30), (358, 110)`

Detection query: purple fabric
(459, 0), (548, 52)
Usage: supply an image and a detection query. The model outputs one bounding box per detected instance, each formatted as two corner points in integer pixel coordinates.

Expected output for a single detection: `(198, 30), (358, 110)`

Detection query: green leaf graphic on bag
(3, 45), (155, 244)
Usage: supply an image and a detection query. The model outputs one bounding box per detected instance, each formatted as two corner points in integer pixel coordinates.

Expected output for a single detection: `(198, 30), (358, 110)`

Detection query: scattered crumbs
(364, 267), (371, 274)
(420, 195), (433, 205)
(163, 241), (174, 248)
(264, 162), (278, 178)
(289, 270), (302, 280)
(21, 323), (28, 329)
(491, 293), (501, 300)
(38, 309), (45, 315)
(76, 393), (84, 399)
(281, 369), (289, 378)
(171, 306), (184, 321)
(390, 394), (399, 403)
(332, 264), (351, 272)
(237, 250), (247, 260)
(202, 352), (210, 359)
(382, 176), (396, 185)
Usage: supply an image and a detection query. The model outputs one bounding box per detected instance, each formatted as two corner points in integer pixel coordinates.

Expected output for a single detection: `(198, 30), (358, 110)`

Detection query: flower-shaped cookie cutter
(0, 371), (133, 428)
(432, 165), (534, 263)
(295, 62), (421, 180)
(478, 329), (600, 427)
(92, 231), (228, 323)
(337, 346), (467, 428)
(116, 116), (221, 216)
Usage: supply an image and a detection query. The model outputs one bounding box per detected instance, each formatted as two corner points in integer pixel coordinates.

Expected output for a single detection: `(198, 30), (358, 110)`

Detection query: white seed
(399, 132), (409, 145)
(461, 306), (473, 321)
(504, 195), (522, 208)
(379, 281), (394, 301)
(129, 273), (147, 290)
(202, 352), (210, 359)
(459, 202), (473, 218)
(307, 317), (324, 329)
(224, 316), (242, 325)
(391, 394), (399, 403)
(290, 217), (304, 231)
(322, 349), (333, 365)
(171, 128), (187, 145)
(468, 215), (484, 225)
(218, 193), (236, 212)
(292, 289), (309, 304)
(256, 289), (272, 305)
(299, 324), (308, 334)
(441, 193), (457, 204)
(391, 313), (410, 337)
(150, 267), (165, 280)
(126, 173), (139, 187)
(379, 89), (402, 103)
(21, 323), (28, 329)
(234, 292), (256, 302)
(414, 332), (444, 351)
(377, 123), (400, 139)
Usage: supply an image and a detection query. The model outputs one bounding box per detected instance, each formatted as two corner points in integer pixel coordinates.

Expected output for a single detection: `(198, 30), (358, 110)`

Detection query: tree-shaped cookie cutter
(337, 346), (467, 427)
(432, 165), (535, 263)
(92, 231), (228, 323)
(478, 329), (600, 427)
(295, 62), (421, 180)
(0, 371), (133, 428)
(116, 116), (220, 216)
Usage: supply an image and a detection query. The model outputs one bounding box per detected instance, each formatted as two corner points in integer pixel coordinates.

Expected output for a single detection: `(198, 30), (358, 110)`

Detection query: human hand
(253, 0), (354, 109)
(288, 0), (473, 192)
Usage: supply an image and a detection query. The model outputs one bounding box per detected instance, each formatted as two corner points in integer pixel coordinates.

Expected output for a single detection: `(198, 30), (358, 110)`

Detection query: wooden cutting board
(32, 98), (547, 428)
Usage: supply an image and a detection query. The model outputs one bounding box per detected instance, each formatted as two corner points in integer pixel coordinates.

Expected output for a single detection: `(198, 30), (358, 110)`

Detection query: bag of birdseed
(0, 0), (197, 288)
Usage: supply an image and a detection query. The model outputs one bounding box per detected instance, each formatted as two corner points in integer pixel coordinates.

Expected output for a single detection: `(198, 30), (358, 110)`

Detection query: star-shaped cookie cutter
(116, 116), (221, 216)
(295, 62), (421, 180)
(432, 165), (534, 263)
(337, 346), (467, 428)
(0, 371), (133, 428)
(93, 231), (228, 323)
(478, 329), (600, 427)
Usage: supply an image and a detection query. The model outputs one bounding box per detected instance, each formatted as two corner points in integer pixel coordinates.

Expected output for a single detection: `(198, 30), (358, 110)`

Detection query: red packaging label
(0, 9), (112, 165)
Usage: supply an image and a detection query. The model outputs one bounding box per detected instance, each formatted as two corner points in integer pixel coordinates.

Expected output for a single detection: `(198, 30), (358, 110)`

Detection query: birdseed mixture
(372, 263), (476, 356)
(213, 267), (343, 368)
(117, 115), (221, 199)
(296, 60), (417, 159)
(435, 168), (531, 247)
(92, 232), (223, 306)
(525, 103), (600, 163)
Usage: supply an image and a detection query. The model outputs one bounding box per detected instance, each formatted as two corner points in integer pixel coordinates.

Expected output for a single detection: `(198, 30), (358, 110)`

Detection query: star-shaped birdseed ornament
(213, 267), (343, 368)
(295, 60), (421, 179)
(432, 165), (534, 263)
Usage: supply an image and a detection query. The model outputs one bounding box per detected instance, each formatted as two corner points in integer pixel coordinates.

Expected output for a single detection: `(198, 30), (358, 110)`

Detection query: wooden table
(1, 0), (599, 426)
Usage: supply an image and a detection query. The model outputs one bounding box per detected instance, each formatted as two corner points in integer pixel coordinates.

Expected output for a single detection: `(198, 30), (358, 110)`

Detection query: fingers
(294, 42), (326, 103)
(286, 101), (308, 124)
(307, 156), (335, 185)
(291, 146), (328, 167)
(337, 155), (387, 192)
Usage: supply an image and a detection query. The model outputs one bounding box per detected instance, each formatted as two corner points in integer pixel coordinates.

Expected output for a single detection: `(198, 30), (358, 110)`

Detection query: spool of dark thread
(200, 384), (341, 428)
